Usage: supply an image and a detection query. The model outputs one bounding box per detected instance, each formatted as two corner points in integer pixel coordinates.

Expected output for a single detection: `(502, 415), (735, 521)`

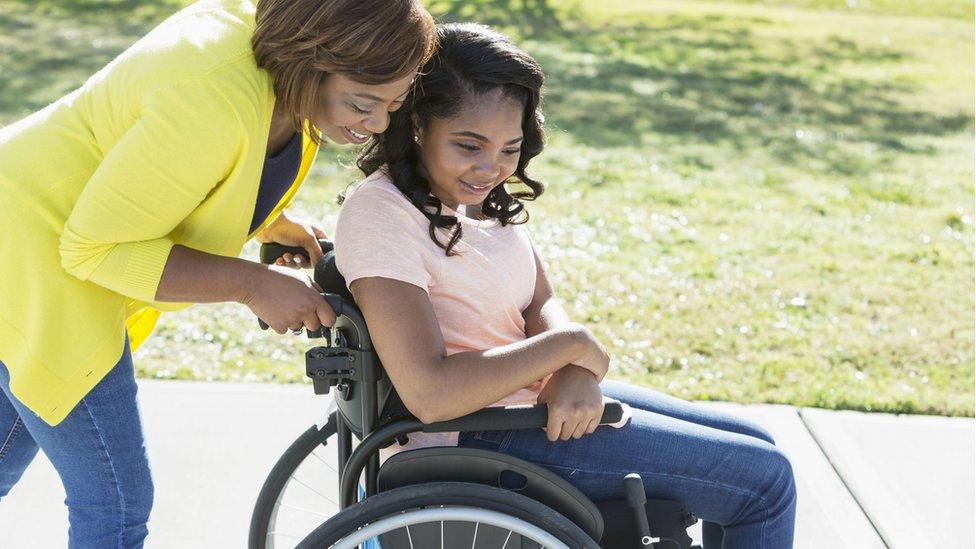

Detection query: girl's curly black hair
(355, 22), (546, 255)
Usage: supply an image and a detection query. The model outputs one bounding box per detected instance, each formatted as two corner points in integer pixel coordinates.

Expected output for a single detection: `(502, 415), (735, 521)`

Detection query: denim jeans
(0, 341), (153, 549)
(458, 380), (796, 549)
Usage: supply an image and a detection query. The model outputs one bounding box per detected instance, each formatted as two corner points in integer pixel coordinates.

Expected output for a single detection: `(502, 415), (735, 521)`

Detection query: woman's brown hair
(252, 0), (437, 146)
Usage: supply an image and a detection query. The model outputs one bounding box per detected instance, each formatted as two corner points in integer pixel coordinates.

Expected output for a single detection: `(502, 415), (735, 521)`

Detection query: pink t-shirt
(334, 171), (541, 451)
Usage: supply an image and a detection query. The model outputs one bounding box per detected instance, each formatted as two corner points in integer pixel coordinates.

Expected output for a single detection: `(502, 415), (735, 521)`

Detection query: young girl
(334, 23), (796, 548)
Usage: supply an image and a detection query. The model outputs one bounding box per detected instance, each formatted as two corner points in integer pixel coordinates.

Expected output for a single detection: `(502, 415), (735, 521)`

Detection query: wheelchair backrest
(313, 250), (402, 436)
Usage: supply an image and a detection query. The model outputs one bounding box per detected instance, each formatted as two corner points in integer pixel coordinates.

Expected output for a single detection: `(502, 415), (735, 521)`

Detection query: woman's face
(416, 89), (524, 211)
(312, 72), (415, 145)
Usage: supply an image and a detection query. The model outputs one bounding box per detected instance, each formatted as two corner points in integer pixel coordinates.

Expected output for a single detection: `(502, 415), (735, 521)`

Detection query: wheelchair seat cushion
(377, 446), (605, 540)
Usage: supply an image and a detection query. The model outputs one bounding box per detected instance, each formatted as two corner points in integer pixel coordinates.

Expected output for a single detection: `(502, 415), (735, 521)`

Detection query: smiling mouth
(343, 127), (369, 143)
(460, 180), (492, 194)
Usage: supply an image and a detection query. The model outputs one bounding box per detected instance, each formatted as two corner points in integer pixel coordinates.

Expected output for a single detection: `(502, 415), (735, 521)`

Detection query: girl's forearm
(408, 327), (584, 423)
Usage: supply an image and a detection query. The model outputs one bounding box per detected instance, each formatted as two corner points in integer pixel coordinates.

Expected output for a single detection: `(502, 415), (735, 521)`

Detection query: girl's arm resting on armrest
(349, 276), (604, 424)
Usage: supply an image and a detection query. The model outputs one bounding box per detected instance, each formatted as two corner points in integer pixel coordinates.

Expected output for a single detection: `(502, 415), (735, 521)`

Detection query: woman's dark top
(249, 131), (302, 233)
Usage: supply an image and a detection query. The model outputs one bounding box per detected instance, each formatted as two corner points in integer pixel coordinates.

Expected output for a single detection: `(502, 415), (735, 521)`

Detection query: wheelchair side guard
(597, 498), (697, 549)
(377, 447), (606, 542)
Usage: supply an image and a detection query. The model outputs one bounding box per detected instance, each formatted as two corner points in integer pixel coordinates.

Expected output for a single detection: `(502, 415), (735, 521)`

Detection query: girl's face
(415, 89), (524, 211)
(312, 72), (415, 145)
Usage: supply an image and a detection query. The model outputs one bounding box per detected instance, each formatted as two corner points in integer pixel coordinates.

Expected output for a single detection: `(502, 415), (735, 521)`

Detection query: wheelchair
(248, 239), (700, 549)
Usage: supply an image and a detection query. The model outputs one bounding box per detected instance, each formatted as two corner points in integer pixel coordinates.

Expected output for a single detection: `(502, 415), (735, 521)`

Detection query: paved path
(0, 380), (972, 548)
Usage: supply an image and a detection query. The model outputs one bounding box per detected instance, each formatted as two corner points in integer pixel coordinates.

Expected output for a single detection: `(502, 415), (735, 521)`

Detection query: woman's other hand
(256, 210), (327, 268)
(239, 264), (336, 333)
(536, 365), (605, 442)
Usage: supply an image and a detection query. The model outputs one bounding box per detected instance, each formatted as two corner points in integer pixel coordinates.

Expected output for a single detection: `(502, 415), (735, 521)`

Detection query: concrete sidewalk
(0, 380), (972, 548)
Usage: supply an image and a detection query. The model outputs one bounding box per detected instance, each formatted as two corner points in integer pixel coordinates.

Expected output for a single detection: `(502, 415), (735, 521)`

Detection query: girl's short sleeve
(333, 181), (440, 293)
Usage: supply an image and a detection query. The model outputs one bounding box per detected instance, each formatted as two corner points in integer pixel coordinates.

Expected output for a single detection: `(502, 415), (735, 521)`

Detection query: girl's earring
(413, 134), (419, 143)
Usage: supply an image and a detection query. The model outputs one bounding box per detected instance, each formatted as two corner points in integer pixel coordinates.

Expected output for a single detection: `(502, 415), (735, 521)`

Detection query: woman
(334, 23), (797, 548)
(0, 0), (435, 546)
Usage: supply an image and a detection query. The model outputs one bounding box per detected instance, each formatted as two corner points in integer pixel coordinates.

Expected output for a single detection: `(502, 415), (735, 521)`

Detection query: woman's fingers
(301, 232), (324, 265)
(316, 299), (337, 327)
(302, 310), (322, 332)
(310, 224), (329, 239)
(275, 252), (308, 268)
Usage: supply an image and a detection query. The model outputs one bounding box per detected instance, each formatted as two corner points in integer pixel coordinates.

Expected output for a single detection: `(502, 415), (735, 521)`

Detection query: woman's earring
(413, 134), (419, 143)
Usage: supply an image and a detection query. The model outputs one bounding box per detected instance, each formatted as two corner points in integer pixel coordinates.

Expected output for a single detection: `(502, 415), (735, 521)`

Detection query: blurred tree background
(1, 0), (972, 415)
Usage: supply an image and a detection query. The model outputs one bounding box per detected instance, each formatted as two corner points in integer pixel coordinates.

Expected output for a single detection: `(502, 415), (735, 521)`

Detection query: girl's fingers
(571, 421), (589, 440)
(546, 415), (563, 442)
(561, 421), (579, 441)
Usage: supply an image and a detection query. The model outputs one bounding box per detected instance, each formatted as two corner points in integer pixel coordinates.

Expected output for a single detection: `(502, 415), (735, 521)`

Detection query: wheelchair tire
(249, 412), (338, 549)
(297, 481), (600, 549)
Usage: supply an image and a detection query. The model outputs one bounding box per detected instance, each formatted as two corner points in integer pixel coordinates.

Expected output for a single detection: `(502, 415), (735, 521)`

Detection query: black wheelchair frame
(254, 240), (699, 548)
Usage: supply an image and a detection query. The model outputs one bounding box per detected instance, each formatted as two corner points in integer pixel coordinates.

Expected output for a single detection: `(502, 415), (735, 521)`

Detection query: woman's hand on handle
(536, 364), (605, 442)
(256, 210), (327, 269)
(239, 265), (335, 334)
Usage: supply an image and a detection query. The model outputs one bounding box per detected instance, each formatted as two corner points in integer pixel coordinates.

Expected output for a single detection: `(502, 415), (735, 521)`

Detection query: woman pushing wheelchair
(331, 23), (797, 548)
(0, 0), (435, 546)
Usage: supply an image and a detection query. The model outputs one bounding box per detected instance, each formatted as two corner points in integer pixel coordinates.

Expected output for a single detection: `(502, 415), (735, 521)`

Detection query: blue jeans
(0, 342), (153, 548)
(458, 380), (796, 549)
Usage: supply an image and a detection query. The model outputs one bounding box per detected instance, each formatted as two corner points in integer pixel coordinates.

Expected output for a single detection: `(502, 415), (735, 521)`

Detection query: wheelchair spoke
(309, 449), (338, 474)
(289, 474), (339, 506)
(471, 522), (479, 549)
(406, 524), (415, 549)
(266, 530), (303, 540)
(441, 520), (444, 549)
(501, 530), (513, 549)
(275, 501), (331, 517)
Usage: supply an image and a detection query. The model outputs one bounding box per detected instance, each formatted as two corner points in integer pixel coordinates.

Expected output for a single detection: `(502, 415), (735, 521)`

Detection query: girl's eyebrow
(451, 131), (524, 145)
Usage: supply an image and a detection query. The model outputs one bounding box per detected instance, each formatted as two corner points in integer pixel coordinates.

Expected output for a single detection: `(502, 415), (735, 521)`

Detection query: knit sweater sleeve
(58, 77), (242, 302)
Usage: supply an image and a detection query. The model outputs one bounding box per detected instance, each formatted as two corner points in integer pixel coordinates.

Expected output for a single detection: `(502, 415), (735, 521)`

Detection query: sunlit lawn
(2, 0), (972, 415)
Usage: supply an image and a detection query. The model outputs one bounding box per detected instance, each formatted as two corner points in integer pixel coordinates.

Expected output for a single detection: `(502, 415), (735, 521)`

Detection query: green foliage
(1, 0), (972, 415)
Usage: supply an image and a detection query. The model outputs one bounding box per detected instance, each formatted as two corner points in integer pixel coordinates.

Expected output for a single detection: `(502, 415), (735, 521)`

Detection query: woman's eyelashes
(350, 99), (403, 115)
(350, 102), (372, 114)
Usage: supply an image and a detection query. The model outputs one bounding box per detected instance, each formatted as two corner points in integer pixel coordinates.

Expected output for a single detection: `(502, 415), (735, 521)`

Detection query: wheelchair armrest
(421, 401), (625, 434)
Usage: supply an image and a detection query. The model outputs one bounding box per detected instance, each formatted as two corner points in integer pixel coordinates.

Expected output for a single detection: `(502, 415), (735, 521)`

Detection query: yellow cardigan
(0, 0), (317, 425)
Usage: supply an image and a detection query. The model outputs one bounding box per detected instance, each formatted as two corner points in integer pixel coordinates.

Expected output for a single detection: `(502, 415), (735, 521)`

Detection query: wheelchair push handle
(423, 401), (627, 434)
(258, 238), (334, 265)
(255, 239), (340, 333)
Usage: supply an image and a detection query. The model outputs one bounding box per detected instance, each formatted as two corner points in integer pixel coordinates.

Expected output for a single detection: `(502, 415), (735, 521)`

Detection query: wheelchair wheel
(297, 481), (600, 549)
(250, 412), (339, 549)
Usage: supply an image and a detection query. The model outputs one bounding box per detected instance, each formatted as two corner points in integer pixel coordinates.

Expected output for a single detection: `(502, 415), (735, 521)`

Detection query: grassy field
(2, 0), (973, 415)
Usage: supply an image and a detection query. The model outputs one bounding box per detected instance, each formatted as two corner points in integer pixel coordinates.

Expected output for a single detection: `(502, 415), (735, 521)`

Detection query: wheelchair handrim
(327, 506), (571, 549)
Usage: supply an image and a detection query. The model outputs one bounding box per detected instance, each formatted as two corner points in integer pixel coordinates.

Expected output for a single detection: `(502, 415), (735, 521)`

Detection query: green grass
(2, 0), (972, 415)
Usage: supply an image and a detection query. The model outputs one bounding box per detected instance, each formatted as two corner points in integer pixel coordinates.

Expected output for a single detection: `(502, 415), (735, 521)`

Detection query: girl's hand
(239, 265), (336, 334)
(256, 211), (328, 268)
(536, 365), (605, 442)
(565, 323), (611, 381)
